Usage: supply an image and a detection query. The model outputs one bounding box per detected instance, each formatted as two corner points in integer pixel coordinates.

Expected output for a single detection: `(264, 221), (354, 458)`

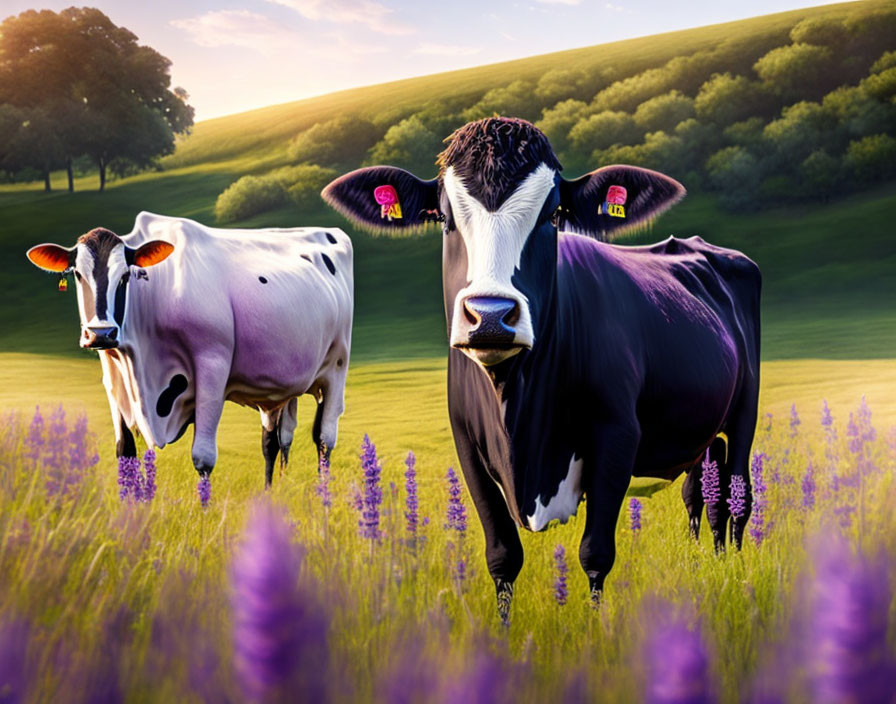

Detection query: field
(2, 0), (896, 701)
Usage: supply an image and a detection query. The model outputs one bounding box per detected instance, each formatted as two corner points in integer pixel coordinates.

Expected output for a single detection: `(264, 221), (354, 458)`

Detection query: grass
(1, 352), (894, 701)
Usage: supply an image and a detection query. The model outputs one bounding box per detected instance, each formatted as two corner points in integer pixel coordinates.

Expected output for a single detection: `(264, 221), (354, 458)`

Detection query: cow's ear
(127, 240), (174, 268)
(322, 166), (440, 235)
(557, 165), (685, 240)
(27, 244), (74, 272)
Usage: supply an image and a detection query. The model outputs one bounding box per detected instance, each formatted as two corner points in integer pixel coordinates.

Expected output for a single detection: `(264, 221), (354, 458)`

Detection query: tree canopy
(0, 7), (193, 191)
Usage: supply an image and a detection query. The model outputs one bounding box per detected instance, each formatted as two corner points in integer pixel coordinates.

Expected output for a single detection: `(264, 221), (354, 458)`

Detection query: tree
(705, 146), (763, 211)
(844, 134), (896, 184)
(568, 110), (641, 171)
(0, 7), (193, 191)
(536, 99), (589, 157)
(534, 69), (592, 105)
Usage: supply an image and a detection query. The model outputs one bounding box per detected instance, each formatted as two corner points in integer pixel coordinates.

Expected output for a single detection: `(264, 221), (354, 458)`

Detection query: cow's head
(27, 228), (173, 350)
(323, 117), (684, 367)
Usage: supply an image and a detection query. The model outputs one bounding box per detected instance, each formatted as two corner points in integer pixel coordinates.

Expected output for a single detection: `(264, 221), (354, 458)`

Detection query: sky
(0, 0), (853, 121)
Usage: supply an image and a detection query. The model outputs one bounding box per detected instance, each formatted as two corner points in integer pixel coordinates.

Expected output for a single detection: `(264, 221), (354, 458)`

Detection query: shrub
(214, 165), (337, 223)
(289, 116), (381, 168)
(534, 68), (592, 105)
(536, 99), (589, 156)
(789, 17), (849, 47)
(754, 43), (835, 98)
(695, 73), (774, 125)
(365, 116), (443, 174)
(763, 101), (836, 164)
(844, 134), (896, 183)
(462, 80), (539, 122)
(215, 175), (287, 223)
(799, 149), (841, 200)
(633, 91), (695, 133)
(705, 146), (763, 211)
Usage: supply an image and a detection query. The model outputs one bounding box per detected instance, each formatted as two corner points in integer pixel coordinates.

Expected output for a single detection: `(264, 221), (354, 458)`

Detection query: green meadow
(1, 0), (895, 700)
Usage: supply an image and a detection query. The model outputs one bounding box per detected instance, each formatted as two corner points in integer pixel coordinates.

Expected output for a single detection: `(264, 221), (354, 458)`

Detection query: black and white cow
(323, 117), (760, 621)
(26, 211), (353, 485)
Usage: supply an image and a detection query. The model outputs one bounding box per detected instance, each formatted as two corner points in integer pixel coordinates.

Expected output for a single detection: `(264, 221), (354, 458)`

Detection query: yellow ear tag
(58, 275), (68, 292)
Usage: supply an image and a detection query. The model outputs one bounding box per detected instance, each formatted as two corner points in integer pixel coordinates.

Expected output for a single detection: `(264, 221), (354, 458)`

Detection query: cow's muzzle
(453, 296), (527, 366)
(81, 326), (119, 349)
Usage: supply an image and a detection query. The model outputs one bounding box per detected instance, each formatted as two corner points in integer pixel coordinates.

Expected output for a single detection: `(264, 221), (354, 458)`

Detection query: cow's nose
(83, 326), (119, 349)
(463, 296), (519, 345)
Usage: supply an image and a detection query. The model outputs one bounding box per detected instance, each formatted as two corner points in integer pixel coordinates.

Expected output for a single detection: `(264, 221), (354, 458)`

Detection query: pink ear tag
(374, 185), (403, 221)
(601, 185), (627, 218)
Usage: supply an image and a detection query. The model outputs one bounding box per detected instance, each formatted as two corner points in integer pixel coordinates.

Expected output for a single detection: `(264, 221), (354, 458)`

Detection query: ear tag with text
(374, 185), (402, 221)
(600, 184), (627, 218)
(58, 274), (68, 292)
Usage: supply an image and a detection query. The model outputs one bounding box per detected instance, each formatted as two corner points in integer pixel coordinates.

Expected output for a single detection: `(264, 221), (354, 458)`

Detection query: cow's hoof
(587, 571), (604, 609)
(495, 579), (514, 627)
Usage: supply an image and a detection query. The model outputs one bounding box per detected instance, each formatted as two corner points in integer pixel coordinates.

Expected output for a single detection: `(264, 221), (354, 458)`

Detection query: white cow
(26, 211), (353, 486)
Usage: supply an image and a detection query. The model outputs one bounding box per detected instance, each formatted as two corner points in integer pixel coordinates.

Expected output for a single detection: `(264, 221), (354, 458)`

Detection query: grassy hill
(1, 0), (894, 361)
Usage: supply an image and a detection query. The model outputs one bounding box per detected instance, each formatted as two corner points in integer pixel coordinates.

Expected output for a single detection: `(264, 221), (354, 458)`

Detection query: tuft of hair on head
(437, 117), (563, 210)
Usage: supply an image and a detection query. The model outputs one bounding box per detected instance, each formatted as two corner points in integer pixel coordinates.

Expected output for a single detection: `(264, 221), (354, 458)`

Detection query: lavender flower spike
(117, 456), (142, 503)
(25, 405), (44, 463)
(315, 452), (332, 509)
(404, 451), (419, 549)
(789, 403), (801, 438)
(553, 544), (568, 606)
(748, 452), (768, 546)
(198, 475), (211, 508)
(629, 497), (643, 533)
(143, 449), (157, 502)
(809, 536), (893, 703)
(645, 616), (714, 704)
(727, 476), (747, 519)
(700, 450), (720, 505)
(445, 467), (467, 534)
(359, 435), (383, 540)
(231, 501), (328, 703)
(801, 461), (816, 511)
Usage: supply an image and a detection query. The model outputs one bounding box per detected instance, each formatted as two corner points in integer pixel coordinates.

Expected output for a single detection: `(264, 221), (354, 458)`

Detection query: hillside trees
(0, 7), (193, 191)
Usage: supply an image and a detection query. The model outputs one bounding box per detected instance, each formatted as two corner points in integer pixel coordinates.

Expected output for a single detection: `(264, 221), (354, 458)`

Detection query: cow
(322, 117), (760, 623)
(26, 211), (353, 487)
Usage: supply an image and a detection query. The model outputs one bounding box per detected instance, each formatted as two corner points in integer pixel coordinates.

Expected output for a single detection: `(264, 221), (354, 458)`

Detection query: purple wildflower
(727, 475), (747, 519)
(231, 501), (329, 703)
(821, 399), (833, 429)
(118, 456), (141, 502)
(198, 475), (211, 508)
(553, 544), (569, 606)
(0, 617), (30, 704)
(801, 461), (816, 511)
(143, 449), (157, 502)
(315, 452), (332, 510)
(445, 467), (467, 534)
(763, 412), (773, 433)
(789, 403), (801, 438)
(359, 435), (382, 540)
(44, 405), (68, 470)
(350, 484), (363, 512)
(69, 414), (99, 471)
(404, 451), (419, 550)
(809, 537), (893, 703)
(24, 406), (44, 463)
(700, 450), (720, 505)
(748, 452), (768, 546)
(629, 497), (643, 533)
(645, 616), (714, 704)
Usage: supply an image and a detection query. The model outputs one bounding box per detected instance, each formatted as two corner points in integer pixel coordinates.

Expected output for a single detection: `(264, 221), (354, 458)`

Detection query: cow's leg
(277, 398), (298, 472)
(454, 436), (523, 625)
(725, 381), (758, 550)
(579, 423), (640, 606)
(681, 462), (704, 541)
(312, 364), (347, 463)
(115, 415), (137, 459)
(190, 363), (228, 478)
(259, 408), (281, 489)
(705, 436), (731, 552)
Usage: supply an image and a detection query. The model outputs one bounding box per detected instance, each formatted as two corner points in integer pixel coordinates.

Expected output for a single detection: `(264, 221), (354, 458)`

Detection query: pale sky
(0, 0), (854, 121)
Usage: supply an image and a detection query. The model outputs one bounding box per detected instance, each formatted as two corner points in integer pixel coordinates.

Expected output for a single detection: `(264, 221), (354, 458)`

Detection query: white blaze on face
(526, 454), (584, 532)
(444, 163), (557, 351)
(74, 243), (129, 332)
